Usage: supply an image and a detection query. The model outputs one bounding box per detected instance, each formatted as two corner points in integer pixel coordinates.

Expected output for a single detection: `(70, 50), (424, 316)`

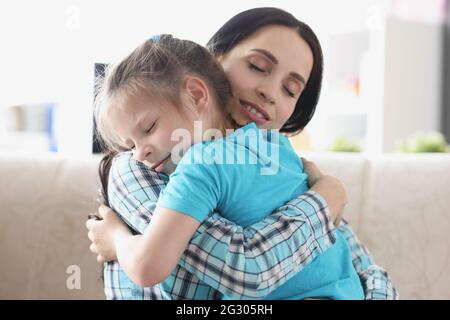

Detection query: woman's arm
(338, 219), (399, 300)
(88, 152), (339, 298)
(177, 160), (347, 299)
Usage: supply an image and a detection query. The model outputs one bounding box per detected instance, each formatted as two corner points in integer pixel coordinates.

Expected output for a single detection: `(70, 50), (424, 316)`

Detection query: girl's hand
(86, 205), (132, 263)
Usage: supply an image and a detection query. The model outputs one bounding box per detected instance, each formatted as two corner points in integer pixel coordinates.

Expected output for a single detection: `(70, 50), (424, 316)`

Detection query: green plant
(399, 132), (449, 153)
(329, 137), (361, 152)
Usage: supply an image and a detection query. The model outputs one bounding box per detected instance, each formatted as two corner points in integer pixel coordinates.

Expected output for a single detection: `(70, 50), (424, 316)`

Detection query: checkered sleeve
(107, 152), (337, 299)
(338, 219), (400, 300)
(177, 191), (337, 299)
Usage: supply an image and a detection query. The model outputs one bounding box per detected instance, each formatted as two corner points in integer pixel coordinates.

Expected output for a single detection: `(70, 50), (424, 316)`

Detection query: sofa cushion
(0, 153), (104, 299)
(358, 154), (450, 299)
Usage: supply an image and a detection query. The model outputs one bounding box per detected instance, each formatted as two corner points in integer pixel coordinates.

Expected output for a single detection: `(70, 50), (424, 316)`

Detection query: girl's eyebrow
(136, 114), (153, 129)
(250, 48), (306, 86)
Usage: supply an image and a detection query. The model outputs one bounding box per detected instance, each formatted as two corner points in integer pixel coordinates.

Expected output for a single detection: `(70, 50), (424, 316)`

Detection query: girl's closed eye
(145, 121), (157, 135)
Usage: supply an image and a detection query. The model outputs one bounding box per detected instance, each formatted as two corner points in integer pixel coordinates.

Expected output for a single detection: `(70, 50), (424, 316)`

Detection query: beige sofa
(1, 151), (449, 299)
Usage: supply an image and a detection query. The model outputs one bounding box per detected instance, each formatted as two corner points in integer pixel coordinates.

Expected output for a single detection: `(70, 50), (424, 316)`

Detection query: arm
(177, 161), (345, 299)
(178, 190), (336, 299)
(88, 152), (338, 298)
(338, 219), (400, 300)
(114, 208), (200, 287)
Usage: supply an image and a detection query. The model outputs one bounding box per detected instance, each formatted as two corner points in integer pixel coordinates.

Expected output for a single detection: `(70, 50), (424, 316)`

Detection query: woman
(87, 7), (398, 300)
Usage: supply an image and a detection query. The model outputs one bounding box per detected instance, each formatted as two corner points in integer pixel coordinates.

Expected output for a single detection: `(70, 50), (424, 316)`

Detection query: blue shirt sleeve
(156, 145), (220, 223)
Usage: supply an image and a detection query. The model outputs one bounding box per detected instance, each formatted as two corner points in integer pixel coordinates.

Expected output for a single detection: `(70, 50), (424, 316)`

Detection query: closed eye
(145, 122), (156, 135)
(248, 63), (265, 73)
(284, 87), (295, 98)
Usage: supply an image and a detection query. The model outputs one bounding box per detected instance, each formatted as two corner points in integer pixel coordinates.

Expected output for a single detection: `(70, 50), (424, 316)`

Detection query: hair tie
(149, 34), (161, 43)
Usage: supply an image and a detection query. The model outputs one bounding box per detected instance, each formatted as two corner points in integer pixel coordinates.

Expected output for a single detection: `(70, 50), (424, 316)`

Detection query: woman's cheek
(282, 104), (296, 123)
(229, 95), (253, 126)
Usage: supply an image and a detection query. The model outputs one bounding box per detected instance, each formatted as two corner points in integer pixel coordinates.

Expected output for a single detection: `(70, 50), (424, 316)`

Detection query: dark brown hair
(207, 7), (323, 136)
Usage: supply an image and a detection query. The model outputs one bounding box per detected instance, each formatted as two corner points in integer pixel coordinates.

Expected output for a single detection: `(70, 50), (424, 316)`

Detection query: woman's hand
(301, 157), (324, 188)
(86, 205), (132, 263)
(301, 158), (347, 226)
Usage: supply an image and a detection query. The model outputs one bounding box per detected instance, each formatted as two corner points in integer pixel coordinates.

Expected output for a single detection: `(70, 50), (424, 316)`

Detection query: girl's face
(107, 91), (197, 173)
(218, 25), (314, 130)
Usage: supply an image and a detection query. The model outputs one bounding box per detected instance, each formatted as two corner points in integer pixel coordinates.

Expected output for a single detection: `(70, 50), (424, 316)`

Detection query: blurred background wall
(0, 0), (448, 156)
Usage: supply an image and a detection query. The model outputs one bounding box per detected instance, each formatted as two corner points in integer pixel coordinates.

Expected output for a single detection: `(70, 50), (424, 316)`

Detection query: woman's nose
(133, 145), (152, 162)
(256, 83), (276, 105)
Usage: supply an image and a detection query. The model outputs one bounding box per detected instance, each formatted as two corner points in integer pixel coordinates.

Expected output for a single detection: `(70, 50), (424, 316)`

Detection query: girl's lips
(239, 99), (270, 125)
(151, 155), (171, 172)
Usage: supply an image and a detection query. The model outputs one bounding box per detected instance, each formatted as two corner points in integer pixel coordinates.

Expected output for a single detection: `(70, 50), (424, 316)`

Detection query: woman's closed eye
(248, 63), (266, 73)
(284, 80), (302, 98)
(248, 59), (301, 98)
(284, 87), (295, 98)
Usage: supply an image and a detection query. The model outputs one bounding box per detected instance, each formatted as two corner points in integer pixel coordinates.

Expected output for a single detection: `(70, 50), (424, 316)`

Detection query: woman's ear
(183, 76), (209, 115)
(216, 54), (224, 63)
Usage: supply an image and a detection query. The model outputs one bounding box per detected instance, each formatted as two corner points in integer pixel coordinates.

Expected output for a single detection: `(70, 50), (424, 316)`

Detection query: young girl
(91, 33), (364, 300)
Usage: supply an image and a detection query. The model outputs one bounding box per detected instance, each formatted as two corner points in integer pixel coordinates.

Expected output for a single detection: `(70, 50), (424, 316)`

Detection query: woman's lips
(239, 99), (270, 125)
(151, 154), (171, 172)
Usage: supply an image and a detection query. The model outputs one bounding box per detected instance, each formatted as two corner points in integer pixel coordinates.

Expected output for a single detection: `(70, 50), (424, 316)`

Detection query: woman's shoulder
(111, 151), (140, 172)
(110, 151), (169, 183)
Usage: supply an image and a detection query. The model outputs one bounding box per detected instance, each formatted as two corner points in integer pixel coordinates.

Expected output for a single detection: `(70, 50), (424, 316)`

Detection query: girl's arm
(88, 152), (338, 298)
(113, 208), (200, 287)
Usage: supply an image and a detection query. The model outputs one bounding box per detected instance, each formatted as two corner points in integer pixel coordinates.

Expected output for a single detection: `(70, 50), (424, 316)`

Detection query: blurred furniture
(0, 151), (449, 299)
(316, 16), (443, 154)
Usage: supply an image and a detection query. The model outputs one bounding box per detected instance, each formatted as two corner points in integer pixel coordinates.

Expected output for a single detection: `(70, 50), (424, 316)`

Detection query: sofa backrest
(304, 152), (450, 300)
(1, 152), (449, 299)
(0, 153), (104, 299)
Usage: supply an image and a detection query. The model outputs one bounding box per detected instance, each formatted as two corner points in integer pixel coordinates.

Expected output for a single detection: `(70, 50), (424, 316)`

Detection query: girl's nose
(133, 146), (152, 162)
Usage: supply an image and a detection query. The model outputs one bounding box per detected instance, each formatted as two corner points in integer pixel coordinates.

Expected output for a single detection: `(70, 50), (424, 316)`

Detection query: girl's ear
(183, 76), (209, 114)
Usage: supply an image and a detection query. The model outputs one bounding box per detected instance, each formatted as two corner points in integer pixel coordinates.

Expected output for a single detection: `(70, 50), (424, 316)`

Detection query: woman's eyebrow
(250, 48), (306, 86)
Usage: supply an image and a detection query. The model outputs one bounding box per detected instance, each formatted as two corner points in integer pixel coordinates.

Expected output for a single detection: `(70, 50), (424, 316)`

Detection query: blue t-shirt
(157, 123), (364, 300)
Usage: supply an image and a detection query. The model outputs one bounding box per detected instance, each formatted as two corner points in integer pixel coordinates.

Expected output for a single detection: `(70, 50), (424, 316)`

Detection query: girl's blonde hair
(94, 34), (232, 152)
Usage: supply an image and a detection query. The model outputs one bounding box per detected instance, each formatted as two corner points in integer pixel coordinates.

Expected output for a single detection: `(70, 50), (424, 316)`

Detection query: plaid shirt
(104, 152), (398, 300)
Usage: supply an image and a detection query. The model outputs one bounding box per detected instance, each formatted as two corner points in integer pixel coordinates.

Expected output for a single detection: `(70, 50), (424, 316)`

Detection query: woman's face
(218, 25), (314, 130)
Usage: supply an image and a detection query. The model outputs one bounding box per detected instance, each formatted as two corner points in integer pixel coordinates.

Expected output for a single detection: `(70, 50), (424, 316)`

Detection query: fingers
(301, 158), (325, 188)
(90, 244), (106, 264)
(98, 205), (112, 218)
(87, 230), (95, 242)
(96, 255), (106, 264)
(89, 243), (97, 254)
(86, 218), (95, 230)
(87, 222), (105, 264)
